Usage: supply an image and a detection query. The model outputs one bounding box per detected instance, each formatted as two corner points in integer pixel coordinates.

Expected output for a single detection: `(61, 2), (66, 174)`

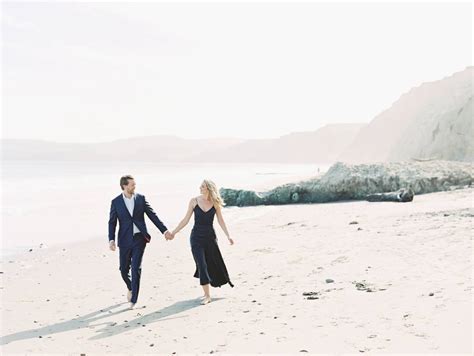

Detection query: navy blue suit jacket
(108, 193), (168, 247)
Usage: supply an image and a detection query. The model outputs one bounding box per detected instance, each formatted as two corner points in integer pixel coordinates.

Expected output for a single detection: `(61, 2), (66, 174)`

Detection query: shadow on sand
(1, 297), (223, 345)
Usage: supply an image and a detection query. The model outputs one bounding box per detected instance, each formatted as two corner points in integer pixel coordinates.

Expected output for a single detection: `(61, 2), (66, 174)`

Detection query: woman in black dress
(171, 179), (234, 304)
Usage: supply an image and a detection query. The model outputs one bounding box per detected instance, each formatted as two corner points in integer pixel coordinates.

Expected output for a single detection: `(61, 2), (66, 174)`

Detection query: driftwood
(366, 188), (414, 202)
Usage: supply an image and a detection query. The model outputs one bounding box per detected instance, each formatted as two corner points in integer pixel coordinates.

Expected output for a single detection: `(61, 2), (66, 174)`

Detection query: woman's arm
(172, 198), (196, 236)
(215, 205), (234, 245)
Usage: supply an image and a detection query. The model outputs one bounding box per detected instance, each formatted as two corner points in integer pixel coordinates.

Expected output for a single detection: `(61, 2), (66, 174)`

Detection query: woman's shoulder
(189, 196), (200, 206)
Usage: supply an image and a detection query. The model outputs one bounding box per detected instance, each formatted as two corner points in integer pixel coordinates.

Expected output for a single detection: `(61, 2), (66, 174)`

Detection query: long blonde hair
(203, 179), (224, 208)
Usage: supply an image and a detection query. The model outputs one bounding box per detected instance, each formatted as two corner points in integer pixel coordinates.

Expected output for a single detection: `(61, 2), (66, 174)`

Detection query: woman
(172, 179), (234, 305)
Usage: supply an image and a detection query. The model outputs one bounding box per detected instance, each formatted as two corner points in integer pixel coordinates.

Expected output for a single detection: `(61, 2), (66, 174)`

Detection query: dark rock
(325, 278), (334, 283)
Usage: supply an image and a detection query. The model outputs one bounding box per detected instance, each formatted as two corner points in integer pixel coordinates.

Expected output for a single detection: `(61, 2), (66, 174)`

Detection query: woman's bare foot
(201, 296), (211, 305)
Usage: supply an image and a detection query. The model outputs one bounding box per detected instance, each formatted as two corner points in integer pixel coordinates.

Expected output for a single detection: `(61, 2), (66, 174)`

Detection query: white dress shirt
(122, 193), (141, 234)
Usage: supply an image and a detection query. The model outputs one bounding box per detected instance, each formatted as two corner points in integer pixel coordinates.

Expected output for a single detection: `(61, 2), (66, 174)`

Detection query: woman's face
(200, 181), (208, 195)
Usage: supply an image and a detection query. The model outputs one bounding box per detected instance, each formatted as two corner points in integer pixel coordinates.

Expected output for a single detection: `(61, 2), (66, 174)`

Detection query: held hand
(228, 237), (234, 245)
(109, 240), (116, 251)
(164, 231), (174, 240)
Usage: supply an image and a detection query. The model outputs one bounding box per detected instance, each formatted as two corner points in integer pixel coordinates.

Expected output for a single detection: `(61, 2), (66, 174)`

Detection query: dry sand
(1, 188), (472, 354)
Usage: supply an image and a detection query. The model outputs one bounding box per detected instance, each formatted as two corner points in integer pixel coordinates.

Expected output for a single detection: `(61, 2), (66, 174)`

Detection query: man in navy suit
(108, 175), (173, 309)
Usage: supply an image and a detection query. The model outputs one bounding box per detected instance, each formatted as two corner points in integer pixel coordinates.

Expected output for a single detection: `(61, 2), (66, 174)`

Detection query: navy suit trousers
(119, 232), (147, 304)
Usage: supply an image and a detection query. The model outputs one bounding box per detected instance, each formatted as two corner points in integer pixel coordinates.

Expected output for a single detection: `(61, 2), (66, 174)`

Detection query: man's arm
(143, 195), (168, 234)
(108, 200), (118, 242)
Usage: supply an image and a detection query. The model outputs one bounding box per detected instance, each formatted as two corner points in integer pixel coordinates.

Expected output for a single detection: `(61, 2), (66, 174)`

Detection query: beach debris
(353, 280), (382, 292)
(366, 188), (414, 202)
(325, 278), (334, 283)
(303, 291), (320, 300)
(429, 292), (434, 296)
(349, 221), (359, 225)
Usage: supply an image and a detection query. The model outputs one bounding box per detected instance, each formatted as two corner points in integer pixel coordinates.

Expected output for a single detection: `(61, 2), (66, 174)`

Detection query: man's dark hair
(120, 175), (134, 190)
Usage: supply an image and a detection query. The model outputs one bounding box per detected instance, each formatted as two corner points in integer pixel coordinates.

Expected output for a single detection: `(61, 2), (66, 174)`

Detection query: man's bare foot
(129, 302), (136, 310)
(201, 296), (211, 305)
(127, 290), (132, 302)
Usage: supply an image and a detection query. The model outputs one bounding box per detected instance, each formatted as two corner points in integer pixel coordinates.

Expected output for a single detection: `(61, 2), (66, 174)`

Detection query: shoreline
(1, 184), (470, 261)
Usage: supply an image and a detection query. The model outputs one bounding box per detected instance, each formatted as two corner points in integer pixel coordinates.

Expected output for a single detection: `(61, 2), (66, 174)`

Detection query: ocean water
(1, 160), (326, 257)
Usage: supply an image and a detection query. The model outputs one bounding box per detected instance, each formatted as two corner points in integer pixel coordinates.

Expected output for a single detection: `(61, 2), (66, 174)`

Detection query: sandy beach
(1, 188), (472, 354)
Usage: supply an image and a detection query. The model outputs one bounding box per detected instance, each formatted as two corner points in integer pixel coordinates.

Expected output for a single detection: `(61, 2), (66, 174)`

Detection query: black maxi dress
(190, 203), (234, 288)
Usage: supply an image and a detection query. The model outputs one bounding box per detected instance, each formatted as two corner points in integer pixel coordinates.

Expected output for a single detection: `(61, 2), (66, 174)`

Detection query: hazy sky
(1, 1), (472, 142)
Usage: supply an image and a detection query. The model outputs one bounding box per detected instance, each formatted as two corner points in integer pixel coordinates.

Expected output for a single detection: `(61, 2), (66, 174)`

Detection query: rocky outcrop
(220, 160), (473, 206)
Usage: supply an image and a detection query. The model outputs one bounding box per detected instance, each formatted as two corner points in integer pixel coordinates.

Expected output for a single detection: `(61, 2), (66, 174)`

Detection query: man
(108, 175), (173, 309)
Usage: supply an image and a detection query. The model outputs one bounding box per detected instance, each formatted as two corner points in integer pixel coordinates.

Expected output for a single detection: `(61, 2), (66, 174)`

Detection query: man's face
(124, 179), (136, 194)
